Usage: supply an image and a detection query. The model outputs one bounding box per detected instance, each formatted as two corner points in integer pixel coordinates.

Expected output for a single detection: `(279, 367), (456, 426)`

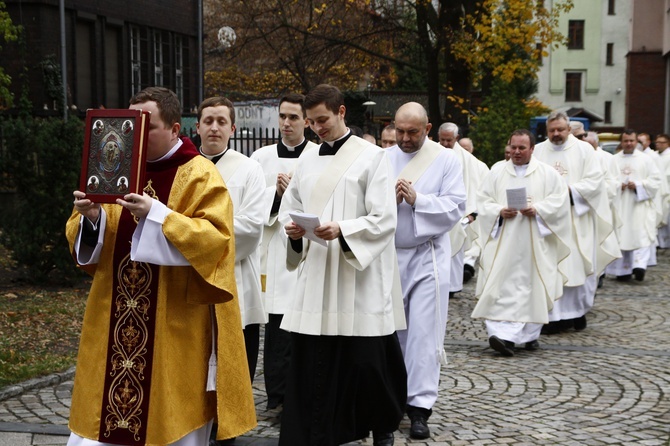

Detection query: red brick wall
(627, 51), (666, 136)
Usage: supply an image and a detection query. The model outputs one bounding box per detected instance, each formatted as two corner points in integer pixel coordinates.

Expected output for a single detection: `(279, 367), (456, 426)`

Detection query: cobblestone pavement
(2, 250), (670, 445)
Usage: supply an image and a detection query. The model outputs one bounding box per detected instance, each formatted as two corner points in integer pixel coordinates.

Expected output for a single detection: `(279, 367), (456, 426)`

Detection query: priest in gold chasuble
(65, 87), (256, 446)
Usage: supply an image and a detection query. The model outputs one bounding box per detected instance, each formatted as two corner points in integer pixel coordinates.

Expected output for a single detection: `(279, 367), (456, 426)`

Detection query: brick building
(2, 0), (202, 116)
(626, 0), (668, 135)
(536, 0), (670, 137)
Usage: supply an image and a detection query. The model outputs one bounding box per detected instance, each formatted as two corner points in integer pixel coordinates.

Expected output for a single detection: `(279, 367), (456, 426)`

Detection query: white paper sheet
(506, 186), (527, 210)
(289, 212), (327, 246)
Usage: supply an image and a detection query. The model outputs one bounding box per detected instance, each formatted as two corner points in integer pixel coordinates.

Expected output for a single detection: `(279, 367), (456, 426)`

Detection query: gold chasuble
(65, 137), (256, 445)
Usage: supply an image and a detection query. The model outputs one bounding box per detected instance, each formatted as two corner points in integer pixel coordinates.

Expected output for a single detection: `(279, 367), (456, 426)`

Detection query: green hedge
(470, 78), (549, 167)
(0, 115), (84, 284)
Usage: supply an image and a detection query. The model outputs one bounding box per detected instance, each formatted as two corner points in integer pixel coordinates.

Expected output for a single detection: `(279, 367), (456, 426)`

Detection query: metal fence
(185, 127), (320, 157)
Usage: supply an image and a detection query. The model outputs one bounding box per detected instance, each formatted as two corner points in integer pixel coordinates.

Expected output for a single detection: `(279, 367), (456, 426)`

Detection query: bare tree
(203, 0), (572, 133)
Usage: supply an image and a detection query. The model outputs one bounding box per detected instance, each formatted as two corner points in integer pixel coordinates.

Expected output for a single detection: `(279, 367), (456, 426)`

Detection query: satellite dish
(218, 26), (237, 49)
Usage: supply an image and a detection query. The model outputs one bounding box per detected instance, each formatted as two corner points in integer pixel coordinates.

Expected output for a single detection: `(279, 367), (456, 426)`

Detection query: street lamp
(362, 100), (376, 134)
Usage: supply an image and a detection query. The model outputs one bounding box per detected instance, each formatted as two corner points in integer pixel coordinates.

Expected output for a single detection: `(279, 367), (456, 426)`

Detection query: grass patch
(0, 274), (89, 388)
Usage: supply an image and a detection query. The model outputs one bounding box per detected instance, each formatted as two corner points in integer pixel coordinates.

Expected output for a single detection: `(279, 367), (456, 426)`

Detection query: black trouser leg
(263, 314), (292, 409)
(244, 323), (260, 382)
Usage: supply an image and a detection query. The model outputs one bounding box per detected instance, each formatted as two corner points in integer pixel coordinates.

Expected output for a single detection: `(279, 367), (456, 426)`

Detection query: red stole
(98, 138), (198, 445)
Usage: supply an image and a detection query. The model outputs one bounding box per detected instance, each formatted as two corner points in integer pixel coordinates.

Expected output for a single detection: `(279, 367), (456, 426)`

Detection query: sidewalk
(2, 250), (670, 445)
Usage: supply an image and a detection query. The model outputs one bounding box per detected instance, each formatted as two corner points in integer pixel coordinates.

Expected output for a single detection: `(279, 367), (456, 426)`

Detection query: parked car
(598, 133), (620, 154)
(600, 141), (620, 154)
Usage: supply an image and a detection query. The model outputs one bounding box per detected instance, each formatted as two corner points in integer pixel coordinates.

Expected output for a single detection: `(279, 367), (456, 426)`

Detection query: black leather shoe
(524, 339), (540, 350)
(573, 315), (587, 331)
(616, 274), (632, 282)
(463, 264), (475, 283)
(541, 321), (563, 335)
(489, 335), (514, 357)
(597, 274), (604, 288)
(372, 431), (394, 446)
(633, 268), (645, 281)
(409, 415), (430, 439)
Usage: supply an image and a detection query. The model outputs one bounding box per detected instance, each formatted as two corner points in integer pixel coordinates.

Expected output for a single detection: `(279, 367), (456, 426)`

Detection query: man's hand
(500, 208), (519, 219)
(285, 222), (306, 240)
(276, 173), (291, 197)
(73, 190), (101, 223)
(624, 181), (636, 191)
(117, 193), (153, 219)
(396, 179), (417, 206)
(314, 221), (341, 241)
(520, 206), (537, 217)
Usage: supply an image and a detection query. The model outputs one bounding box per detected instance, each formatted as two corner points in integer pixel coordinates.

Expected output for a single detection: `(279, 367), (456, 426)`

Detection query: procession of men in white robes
(386, 103), (466, 439)
(278, 85), (407, 446)
(605, 130), (663, 281)
(192, 89), (670, 445)
(655, 134), (670, 248)
(532, 112), (619, 334)
(437, 122), (487, 291)
(197, 97), (267, 383)
(471, 129), (571, 356)
(250, 93), (318, 411)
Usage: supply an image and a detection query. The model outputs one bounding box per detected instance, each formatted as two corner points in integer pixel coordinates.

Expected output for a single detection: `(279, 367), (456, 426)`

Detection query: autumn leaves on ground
(0, 244), (88, 388)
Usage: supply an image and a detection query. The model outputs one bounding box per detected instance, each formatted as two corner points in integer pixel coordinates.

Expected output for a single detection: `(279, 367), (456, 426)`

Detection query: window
(130, 26), (150, 94)
(608, 0), (615, 15)
(565, 72), (582, 102)
(606, 43), (614, 65)
(75, 21), (94, 109)
(179, 39), (191, 109)
(130, 26), (142, 94)
(605, 101), (612, 123)
(130, 27), (191, 110)
(568, 20), (585, 50)
(104, 27), (122, 108)
(154, 31), (164, 86)
(175, 36), (184, 105)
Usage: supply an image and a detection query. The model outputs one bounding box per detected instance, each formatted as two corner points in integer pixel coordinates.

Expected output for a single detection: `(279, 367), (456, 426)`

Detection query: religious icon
(117, 176), (128, 193)
(99, 132), (124, 180)
(87, 175), (100, 192)
(122, 120), (134, 135)
(93, 120), (104, 136)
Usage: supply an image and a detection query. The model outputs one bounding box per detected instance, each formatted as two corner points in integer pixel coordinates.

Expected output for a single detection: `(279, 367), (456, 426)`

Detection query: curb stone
(0, 366), (75, 402)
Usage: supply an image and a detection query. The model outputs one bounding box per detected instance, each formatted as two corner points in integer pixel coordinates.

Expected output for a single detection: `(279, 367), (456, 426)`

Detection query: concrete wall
(536, 0), (630, 129)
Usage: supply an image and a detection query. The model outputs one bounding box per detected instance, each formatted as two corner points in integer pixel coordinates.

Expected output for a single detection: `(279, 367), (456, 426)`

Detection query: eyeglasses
(576, 133), (587, 140)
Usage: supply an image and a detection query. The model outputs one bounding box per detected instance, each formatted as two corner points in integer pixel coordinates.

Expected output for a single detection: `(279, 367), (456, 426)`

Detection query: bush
(470, 78), (549, 167)
(0, 115), (84, 284)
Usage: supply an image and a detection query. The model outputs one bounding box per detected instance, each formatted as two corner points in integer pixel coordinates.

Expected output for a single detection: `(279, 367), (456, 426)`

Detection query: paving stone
(3, 251), (670, 445)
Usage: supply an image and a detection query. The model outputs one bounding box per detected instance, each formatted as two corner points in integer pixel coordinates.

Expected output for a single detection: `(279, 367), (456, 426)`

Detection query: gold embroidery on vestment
(133, 179), (160, 224)
(103, 253), (153, 441)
